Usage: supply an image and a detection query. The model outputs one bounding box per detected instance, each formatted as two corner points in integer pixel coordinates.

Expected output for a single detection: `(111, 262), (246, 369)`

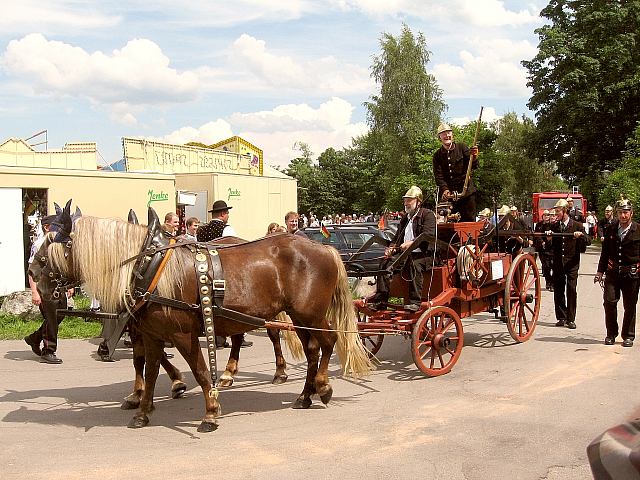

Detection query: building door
(0, 188), (26, 295)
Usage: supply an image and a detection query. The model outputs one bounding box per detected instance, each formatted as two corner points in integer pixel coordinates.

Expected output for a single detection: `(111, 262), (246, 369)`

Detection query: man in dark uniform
(534, 209), (554, 291)
(594, 197), (640, 347)
(566, 196), (584, 222)
(369, 186), (437, 311)
(597, 205), (615, 241)
(24, 215), (72, 364)
(547, 198), (589, 329)
(433, 123), (479, 222)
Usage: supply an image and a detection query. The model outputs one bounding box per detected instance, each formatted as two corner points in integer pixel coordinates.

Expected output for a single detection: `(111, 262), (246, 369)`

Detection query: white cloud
(151, 119), (234, 146)
(150, 98), (367, 167)
(227, 34), (373, 95)
(328, 0), (541, 26)
(2, 34), (199, 105)
(451, 106), (502, 126)
(432, 38), (535, 99)
(235, 98), (368, 167)
(0, 0), (120, 34)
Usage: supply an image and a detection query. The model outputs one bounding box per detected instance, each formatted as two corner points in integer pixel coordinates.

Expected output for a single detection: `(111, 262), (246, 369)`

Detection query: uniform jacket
(534, 220), (552, 254)
(433, 142), (478, 197)
(550, 218), (589, 268)
(391, 207), (437, 254)
(597, 220), (640, 273)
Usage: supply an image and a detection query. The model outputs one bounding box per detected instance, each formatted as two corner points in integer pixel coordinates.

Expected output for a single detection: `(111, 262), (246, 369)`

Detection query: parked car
(301, 224), (393, 276)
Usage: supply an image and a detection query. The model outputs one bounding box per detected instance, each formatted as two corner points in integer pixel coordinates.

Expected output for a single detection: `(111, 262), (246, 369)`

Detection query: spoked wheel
(411, 306), (464, 376)
(357, 310), (384, 356)
(504, 253), (541, 342)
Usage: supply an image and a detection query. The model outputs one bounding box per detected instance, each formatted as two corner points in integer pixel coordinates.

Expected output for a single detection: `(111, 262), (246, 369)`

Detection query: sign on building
(122, 137), (263, 176)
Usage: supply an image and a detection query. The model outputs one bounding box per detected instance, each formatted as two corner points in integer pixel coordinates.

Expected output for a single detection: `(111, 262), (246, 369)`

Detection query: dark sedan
(301, 224), (393, 276)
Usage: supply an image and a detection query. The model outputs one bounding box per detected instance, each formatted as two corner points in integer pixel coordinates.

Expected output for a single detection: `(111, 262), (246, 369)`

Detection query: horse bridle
(40, 239), (78, 299)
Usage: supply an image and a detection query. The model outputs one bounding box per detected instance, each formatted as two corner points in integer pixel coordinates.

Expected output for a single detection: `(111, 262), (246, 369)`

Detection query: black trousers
(603, 273), (639, 340)
(540, 253), (553, 284)
(553, 261), (579, 323)
(377, 254), (433, 304)
(452, 192), (476, 222)
(26, 296), (67, 354)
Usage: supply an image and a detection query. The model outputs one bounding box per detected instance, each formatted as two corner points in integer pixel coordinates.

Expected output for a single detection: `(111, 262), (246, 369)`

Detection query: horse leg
(218, 333), (241, 388)
(128, 336), (163, 428)
(160, 352), (187, 399)
(292, 329), (320, 410)
(312, 329), (337, 405)
(172, 330), (221, 433)
(121, 332), (146, 410)
(268, 327), (288, 384)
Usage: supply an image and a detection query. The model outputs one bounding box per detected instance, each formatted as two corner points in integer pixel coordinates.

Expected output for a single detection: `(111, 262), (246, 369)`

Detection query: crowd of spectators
(297, 211), (404, 228)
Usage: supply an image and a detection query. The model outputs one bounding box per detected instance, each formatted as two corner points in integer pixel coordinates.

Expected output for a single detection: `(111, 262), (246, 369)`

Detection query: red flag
(321, 224), (331, 238)
(378, 212), (387, 230)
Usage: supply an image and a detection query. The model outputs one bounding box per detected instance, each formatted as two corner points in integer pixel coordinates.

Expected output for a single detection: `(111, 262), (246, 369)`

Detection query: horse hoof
(272, 374), (288, 385)
(291, 397), (312, 409)
(217, 377), (234, 388)
(171, 382), (187, 399)
(121, 399), (140, 410)
(319, 388), (333, 405)
(127, 415), (149, 428)
(197, 420), (218, 433)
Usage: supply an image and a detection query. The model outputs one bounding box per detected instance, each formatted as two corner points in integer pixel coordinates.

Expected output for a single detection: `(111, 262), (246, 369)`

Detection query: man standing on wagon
(594, 197), (640, 347)
(368, 186), (437, 312)
(432, 123), (479, 222)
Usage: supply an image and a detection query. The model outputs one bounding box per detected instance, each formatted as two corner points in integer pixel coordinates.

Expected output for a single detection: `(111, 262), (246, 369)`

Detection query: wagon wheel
(356, 310), (384, 356)
(411, 306), (464, 376)
(504, 253), (541, 343)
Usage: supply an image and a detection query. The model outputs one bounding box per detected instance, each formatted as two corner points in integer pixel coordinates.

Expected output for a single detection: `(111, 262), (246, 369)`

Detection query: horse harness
(45, 217), (265, 394)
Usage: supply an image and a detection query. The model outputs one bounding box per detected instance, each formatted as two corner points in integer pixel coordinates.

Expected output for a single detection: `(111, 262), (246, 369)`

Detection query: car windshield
(539, 198), (584, 210)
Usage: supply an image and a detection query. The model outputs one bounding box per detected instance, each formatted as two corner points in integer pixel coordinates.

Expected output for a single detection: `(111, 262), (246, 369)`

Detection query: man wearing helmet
(597, 205), (615, 241)
(368, 186), (437, 311)
(547, 198), (589, 329)
(432, 123), (479, 222)
(594, 197), (640, 347)
(534, 209), (554, 290)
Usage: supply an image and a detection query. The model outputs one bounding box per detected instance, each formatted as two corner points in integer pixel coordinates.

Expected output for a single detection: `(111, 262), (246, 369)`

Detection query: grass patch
(0, 294), (102, 340)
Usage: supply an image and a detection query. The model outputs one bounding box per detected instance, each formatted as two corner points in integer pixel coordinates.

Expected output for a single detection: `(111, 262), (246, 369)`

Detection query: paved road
(1, 245), (637, 480)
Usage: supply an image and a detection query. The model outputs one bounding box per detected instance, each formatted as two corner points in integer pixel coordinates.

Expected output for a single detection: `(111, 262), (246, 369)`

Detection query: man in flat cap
(196, 200), (237, 242)
(432, 123), (479, 222)
(595, 196), (640, 347)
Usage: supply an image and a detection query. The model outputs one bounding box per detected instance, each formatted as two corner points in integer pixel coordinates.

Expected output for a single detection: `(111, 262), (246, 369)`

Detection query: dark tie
(560, 222), (565, 232)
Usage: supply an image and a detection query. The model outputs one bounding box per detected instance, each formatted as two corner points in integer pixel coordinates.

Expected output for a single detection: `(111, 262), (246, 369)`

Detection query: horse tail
(275, 312), (305, 360)
(324, 246), (374, 377)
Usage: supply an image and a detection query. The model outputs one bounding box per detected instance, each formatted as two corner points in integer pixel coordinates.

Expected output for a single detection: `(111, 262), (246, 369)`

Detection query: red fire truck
(532, 191), (588, 224)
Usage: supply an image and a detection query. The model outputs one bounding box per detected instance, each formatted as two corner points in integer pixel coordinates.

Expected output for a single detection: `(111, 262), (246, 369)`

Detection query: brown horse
(28, 232), (188, 408)
(48, 215), (372, 432)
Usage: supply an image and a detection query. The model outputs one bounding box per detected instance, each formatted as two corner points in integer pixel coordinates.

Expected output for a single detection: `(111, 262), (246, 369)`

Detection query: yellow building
(0, 135), (296, 295)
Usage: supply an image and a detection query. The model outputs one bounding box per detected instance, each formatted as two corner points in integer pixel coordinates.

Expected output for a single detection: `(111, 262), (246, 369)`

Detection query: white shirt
(222, 225), (237, 237)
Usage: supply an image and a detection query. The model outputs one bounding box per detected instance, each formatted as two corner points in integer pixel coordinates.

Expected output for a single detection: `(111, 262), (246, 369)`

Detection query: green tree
(600, 121), (640, 212)
(365, 24), (445, 200)
(523, 0), (640, 189)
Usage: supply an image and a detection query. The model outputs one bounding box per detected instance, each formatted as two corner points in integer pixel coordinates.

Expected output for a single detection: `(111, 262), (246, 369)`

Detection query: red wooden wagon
(353, 221), (541, 376)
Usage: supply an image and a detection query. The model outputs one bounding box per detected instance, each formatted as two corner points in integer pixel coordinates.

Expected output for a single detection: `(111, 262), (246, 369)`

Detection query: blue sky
(0, 0), (547, 168)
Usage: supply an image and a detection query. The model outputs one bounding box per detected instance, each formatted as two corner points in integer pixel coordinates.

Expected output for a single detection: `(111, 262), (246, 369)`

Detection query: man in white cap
(597, 205), (615, 241)
(368, 186), (437, 311)
(595, 196), (640, 347)
(433, 123), (479, 221)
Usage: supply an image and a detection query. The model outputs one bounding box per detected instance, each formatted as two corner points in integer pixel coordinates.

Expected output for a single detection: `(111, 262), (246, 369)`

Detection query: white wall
(0, 188), (26, 295)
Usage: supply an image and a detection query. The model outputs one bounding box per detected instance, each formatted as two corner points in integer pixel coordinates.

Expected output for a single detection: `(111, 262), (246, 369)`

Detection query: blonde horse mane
(49, 216), (186, 312)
